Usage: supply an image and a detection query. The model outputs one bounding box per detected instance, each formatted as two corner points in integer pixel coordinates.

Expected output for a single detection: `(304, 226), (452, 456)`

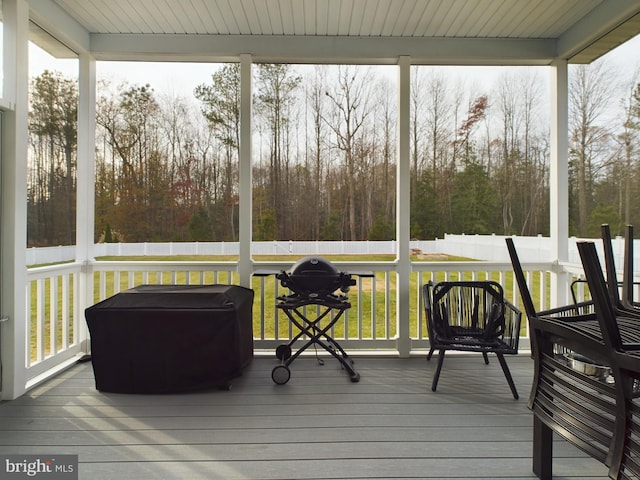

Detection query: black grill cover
(85, 284), (254, 393)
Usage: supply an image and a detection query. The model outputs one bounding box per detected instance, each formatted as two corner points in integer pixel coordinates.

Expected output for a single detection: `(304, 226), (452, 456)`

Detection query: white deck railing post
(77, 52), (97, 355)
(1, 0), (30, 401)
(396, 56), (412, 357)
(238, 54), (253, 288)
(550, 59), (570, 307)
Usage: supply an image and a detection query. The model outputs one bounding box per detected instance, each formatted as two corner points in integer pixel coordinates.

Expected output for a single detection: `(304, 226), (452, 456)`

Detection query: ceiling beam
(558, 0), (640, 61)
(89, 34), (558, 65)
(28, 0), (90, 54)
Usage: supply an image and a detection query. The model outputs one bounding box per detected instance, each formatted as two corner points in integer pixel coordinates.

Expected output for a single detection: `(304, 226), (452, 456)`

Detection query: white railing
(24, 257), (584, 389)
(252, 261), (401, 351)
(90, 260), (239, 300)
(23, 233), (640, 394)
(24, 263), (84, 384)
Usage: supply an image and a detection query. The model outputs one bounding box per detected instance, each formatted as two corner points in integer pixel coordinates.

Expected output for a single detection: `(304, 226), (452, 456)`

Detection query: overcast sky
(28, 33), (640, 101)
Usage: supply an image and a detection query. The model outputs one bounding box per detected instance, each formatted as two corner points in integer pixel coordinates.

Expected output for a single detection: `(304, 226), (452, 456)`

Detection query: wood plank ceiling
(53, 0), (599, 37)
(28, 0), (640, 64)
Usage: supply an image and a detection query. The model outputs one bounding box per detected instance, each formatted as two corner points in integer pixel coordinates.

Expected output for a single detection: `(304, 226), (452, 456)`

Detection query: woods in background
(26, 62), (640, 246)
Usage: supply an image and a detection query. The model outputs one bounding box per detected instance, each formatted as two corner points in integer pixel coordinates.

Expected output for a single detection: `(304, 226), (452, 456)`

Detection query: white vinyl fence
(27, 234), (636, 267)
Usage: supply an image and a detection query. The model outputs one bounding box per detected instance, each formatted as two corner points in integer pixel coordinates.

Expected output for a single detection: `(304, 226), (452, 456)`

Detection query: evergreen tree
(28, 70), (78, 246)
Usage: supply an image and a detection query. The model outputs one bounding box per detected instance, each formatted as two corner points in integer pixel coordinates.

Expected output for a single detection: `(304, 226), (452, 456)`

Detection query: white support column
(396, 56), (411, 357)
(550, 59), (570, 307)
(238, 54), (253, 287)
(76, 52), (96, 353)
(1, 0), (30, 400)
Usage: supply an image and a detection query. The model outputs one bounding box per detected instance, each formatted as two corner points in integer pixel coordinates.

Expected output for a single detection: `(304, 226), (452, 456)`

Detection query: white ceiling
(50, 0), (602, 37)
(26, 0), (640, 65)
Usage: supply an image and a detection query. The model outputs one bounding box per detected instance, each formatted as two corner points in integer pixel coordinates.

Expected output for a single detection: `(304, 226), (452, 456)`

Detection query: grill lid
(278, 256), (355, 298)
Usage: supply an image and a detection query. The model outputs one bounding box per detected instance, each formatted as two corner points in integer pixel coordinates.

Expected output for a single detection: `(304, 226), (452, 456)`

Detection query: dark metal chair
(571, 224), (640, 315)
(578, 241), (640, 480)
(423, 280), (522, 399)
(506, 236), (640, 480)
(621, 225), (640, 310)
(507, 237), (613, 480)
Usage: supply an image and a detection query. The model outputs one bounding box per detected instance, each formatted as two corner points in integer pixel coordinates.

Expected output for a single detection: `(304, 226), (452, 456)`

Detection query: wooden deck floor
(0, 354), (610, 479)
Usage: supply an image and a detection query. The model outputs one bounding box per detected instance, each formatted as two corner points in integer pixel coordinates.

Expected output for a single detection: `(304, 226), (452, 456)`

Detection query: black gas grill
(278, 256), (356, 298)
(255, 256), (372, 384)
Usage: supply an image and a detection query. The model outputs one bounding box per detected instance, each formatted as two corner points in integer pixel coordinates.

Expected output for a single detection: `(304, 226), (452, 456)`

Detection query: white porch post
(1, 0), (29, 400)
(550, 59), (570, 306)
(238, 54), (253, 287)
(396, 56), (411, 356)
(76, 53), (96, 353)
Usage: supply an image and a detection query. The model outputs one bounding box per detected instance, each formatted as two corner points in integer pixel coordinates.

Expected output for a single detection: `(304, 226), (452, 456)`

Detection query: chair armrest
(504, 299), (521, 316)
(530, 315), (609, 365)
(538, 303), (595, 319)
(500, 300), (523, 351)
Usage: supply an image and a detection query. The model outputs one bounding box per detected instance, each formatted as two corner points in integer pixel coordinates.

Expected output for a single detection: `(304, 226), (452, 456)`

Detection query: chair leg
(533, 415), (553, 479)
(432, 349), (446, 392)
(496, 353), (519, 399)
(426, 346), (435, 361)
(482, 352), (490, 364)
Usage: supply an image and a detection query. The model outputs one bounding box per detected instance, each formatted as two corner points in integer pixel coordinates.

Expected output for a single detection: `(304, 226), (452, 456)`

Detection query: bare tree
(195, 64), (241, 241)
(569, 62), (615, 235)
(96, 82), (163, 242)
(421, 70), (453, 202)
(493, 70), (546, 235)
(615, 72), (640, 224)
(255, 64), (302, 239)
(307, 67), (329, 240)
(323, 66), (371, 240)
(28, 70), (78, 245)
(377, 79), (396, 227)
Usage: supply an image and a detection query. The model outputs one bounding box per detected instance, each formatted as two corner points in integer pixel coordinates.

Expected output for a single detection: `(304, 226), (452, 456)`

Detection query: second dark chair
(423, 280), (522, 399)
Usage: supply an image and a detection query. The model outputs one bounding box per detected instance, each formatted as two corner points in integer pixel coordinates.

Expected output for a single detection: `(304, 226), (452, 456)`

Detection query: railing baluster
(36, 278), (45, 363)
(357, 280), (363, 339)
(416, 272), (424, 339)
(100, 271), (107, 300)
(258, 276), (266, 340)
(274, 280), (280, 339)
(385, 272), (391, 339)
(50, 275), (58, 357)
(371, 275), (377, 340)
(62, 273), (70, 350)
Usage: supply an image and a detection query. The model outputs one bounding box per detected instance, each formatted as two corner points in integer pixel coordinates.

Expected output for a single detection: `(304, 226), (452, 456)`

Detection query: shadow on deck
(0, 354), (610, 479)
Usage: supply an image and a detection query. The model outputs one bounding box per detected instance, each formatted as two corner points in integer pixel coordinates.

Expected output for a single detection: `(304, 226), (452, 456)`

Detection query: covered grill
(255, 256), (372, 384)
